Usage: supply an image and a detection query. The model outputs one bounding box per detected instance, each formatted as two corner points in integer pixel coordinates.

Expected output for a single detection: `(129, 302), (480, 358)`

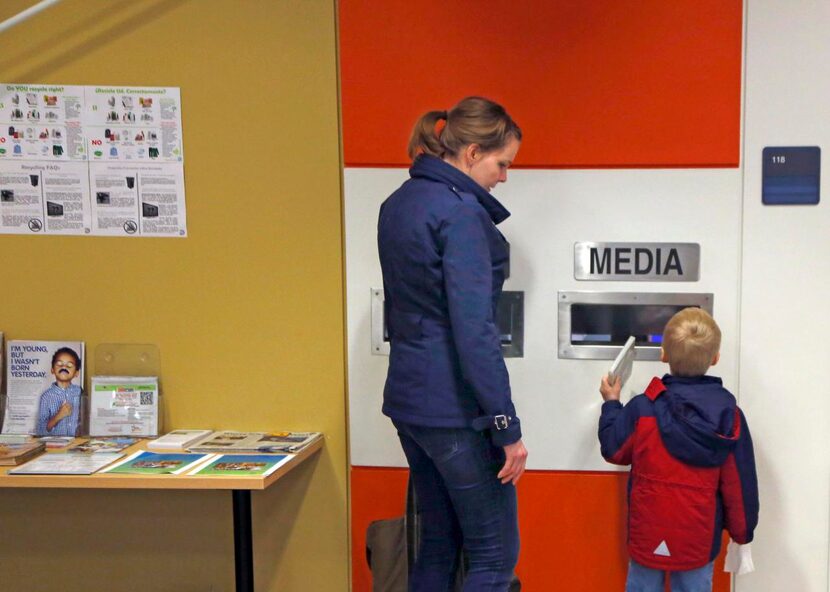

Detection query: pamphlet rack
(93, 343), (163, 435)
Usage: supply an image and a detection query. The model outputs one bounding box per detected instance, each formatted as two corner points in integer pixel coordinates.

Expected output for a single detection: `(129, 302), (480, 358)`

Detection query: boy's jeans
(626, 559), (714, 592)
(393, 420), (519, 592)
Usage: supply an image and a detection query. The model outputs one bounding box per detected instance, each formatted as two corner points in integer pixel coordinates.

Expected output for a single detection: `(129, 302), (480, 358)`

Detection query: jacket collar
(410, 155), (511, 225)
(661, 374), (723, 387)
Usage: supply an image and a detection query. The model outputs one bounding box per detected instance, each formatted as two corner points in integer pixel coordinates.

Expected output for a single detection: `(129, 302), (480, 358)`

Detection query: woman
(377, 96), (527, 591)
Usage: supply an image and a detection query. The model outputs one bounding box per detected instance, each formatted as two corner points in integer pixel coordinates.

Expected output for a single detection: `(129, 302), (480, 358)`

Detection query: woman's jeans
(626, 559), (715, 592)
(393, 420), (519, 592)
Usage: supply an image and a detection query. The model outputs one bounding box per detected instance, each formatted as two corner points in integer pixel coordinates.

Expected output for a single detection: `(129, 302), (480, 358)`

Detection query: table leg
(232, 489), (254, 592)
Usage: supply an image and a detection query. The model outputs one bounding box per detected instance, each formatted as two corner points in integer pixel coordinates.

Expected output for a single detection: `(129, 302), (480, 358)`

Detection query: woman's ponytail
(407, 110), (448, 160)
(407, 97), (521, 162)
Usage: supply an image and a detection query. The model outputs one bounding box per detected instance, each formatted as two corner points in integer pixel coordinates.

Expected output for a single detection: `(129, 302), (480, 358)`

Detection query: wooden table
(0, 438), (324, 592)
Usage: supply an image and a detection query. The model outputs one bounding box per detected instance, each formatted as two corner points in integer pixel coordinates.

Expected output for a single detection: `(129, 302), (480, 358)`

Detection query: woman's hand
(498, 439), (528, 485)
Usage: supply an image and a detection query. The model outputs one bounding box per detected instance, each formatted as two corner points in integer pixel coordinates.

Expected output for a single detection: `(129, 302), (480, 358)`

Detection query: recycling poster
(0, 84), (186, 237)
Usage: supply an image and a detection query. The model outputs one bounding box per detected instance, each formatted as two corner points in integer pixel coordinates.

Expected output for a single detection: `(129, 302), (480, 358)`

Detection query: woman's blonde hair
(662, 307), (721, 377)
(407, 96), (522, 160)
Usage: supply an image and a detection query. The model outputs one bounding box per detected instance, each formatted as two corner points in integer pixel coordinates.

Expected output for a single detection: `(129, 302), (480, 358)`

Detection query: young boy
(598, 308), (758, 591)
(35, 347), (83, 437)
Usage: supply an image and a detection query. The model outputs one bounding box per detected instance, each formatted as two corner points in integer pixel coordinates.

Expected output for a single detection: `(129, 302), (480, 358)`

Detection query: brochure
(2, 340), (85, 436)
(188, 454), (292, 477)
(10, 452), (122, 475)
(89, 376), (159, 437)
(68, 436), (137, 454)
(147, 429), (213, 451)
(100, 450), (213, 475)
(39, 435), (81, 449)
(188, 431), (322, 454)
(0, 433), (32, 445)
(0, 441), (45, 465)
(608, 336), (636, 390)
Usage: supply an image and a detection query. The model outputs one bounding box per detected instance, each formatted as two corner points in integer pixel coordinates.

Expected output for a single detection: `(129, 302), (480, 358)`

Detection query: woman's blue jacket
(377, 155), (521, 447)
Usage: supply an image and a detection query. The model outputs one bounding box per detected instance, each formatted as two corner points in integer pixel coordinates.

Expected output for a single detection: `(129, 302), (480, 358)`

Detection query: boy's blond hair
(662, 308), (721, 377)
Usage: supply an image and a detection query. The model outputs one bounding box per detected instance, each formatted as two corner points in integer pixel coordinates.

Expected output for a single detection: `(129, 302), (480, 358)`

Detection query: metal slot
(497, 291), (524, 358)
(370, 288), (389, 355)
(371, 288), (524, 358)
(558, 291), (713, 360)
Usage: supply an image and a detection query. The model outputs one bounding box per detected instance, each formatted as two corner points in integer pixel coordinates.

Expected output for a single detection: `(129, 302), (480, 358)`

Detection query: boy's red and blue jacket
(599, 374), (759, 570)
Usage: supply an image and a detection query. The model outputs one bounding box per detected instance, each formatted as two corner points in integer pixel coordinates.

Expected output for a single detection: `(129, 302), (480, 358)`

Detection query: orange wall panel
(340, 0), (742, 168)
(352, 467), (411, 592)
(351, 467), (731, 590)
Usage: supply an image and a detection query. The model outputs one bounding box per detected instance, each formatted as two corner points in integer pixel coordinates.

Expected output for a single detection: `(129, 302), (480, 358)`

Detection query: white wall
(738, 2), (830, 590)
(346, 168), (742, 471)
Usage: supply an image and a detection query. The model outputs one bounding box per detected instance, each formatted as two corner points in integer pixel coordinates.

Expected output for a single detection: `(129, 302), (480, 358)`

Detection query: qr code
(140, 391), (154, 405)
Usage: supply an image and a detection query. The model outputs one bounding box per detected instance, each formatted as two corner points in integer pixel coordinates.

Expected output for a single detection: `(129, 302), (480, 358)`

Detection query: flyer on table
(189, 454), (292, 477)
(102, 451), (212, 475)
(10, 452), (123, 475)
(69, 437), (137, 454)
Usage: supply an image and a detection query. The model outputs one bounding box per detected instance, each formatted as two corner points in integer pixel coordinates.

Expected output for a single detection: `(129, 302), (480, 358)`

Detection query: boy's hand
(600, 374), (622, 401)
(54, 401), (72, 421)
(45, 401), (73, 433)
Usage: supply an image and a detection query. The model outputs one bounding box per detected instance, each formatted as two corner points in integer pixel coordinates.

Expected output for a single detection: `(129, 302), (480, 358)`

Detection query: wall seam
(333, 1), (354, 590)
(735, 1), (748, 589)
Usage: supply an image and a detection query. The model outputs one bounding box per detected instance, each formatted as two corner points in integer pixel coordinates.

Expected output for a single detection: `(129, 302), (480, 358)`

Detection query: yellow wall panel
(0, 1), (347, 590)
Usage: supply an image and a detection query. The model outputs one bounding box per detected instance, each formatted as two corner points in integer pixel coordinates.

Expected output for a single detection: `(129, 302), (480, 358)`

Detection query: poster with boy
(2, 340), (85, 435)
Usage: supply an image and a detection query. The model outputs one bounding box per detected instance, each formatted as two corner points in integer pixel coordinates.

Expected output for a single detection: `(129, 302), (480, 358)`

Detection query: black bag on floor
(366, 515), (408, 592)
